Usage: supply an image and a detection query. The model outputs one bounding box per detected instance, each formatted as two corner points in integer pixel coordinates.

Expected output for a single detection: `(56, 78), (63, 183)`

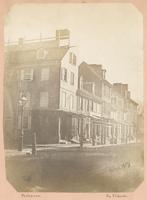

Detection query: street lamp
(18, 95), (27, 151)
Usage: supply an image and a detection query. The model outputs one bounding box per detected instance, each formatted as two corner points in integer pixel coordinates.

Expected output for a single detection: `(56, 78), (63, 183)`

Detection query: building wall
(60, 48), (79, 112)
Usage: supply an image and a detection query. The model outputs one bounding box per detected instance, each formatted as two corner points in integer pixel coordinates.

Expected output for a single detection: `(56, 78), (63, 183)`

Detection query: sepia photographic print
(0, 1), (146, 198)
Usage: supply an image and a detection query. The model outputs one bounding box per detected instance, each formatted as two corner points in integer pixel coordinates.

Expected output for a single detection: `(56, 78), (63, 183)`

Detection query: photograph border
(0, 0), (146, 200)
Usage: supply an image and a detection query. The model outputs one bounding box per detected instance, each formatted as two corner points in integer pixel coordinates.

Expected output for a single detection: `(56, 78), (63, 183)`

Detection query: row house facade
(4, 29), (138, 148)
(111, 83), (138, 144)
(4, 29), (79, 147)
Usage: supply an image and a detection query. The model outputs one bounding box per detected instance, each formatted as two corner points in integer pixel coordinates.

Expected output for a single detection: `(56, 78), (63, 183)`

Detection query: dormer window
(36, 48), (48, 60)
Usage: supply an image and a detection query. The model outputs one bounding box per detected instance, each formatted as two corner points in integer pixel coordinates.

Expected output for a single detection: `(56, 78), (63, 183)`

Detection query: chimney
(56, 29), (70, 47)
(56, 29), (70, 40)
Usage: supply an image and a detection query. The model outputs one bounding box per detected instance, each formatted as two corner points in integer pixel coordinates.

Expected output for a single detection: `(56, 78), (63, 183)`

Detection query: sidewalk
(5, 142), (139, 158)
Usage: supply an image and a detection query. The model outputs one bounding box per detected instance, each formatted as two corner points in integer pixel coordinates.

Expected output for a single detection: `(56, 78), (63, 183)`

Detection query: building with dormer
(4, 29), (79, 147)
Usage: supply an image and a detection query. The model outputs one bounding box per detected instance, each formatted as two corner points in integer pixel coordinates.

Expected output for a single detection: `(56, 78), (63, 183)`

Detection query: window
(77, 96), (81, 111)
(41, 68), (49, 81)
(86, 100), (89, 112)
(79, 76), (83, 89)
(20, 68), (33, 81)
(83, 98), (86, 111)
(69, 94), (74, 110)
(73, 54), (76, 65)
(61, 68), (67, 82)
(70, 72), (74, 85)
(93, 102), (97, 113)
(69, 52), (76, 65)
(85, 99), (88, 112)
(97, 104), (101, 113)
(89, 100), (93, 112)
(40, 92), (48, 107)
(80, 97), (83, 111)
(61, 91), (66, 108)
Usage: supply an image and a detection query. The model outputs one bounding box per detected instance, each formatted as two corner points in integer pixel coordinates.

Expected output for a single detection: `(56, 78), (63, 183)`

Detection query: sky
(4, 3), (143, 103)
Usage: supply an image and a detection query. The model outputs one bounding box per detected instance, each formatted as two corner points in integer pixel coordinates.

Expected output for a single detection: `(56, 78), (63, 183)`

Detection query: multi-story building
(4, 29), (79, 147)
(112, 83), (138, 144)
(77, 62), (116, 145)
(4, 29), (139, 148)
(76, 62), (103, 144)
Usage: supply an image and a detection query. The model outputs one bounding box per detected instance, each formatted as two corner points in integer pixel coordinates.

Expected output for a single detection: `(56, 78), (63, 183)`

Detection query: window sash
(61, 68), (67, 82)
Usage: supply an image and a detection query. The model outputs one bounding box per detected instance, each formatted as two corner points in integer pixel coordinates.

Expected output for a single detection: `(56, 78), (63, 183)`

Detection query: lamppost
(18, 95), (27, 151)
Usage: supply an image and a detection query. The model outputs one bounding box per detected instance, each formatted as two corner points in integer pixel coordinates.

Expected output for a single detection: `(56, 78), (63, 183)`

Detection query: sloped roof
(79, 62), (103, 79)
(5, 39), (69, 63)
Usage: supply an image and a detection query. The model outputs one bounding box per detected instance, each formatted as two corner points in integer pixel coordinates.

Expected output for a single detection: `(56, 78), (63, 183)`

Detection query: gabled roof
(79, 61), (103, 79)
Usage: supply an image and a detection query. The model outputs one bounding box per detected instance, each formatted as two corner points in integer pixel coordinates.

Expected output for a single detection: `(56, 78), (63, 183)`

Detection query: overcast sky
(5, 3), (143, 103)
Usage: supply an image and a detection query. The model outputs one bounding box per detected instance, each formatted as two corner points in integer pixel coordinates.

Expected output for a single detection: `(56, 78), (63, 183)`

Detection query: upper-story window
(79, 97), (83, 111)
(89, 100), (93, 112)
(40, 92), (48, 107)
(61, 68), (67, 82)
(93, 102), (97, 113)
(70, 72), (74, 85)
(97, 103), (101, 113)
(20, 68), (33, 81)
(79, 76), (83, 89)
(61, 91), (66, 108)
(69, 52), (76, 65)
(41, 68), (50, 81)
(69, 94), (74, 110)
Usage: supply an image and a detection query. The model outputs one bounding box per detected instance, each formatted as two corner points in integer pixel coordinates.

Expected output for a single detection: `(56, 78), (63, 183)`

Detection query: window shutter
(20, 68), (33, 81)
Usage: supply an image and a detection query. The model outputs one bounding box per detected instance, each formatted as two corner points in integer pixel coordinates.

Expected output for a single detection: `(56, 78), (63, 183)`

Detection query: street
(5, 143), (144, 192)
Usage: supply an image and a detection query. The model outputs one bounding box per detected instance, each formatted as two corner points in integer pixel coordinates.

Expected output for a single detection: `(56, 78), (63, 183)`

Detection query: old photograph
(4, 3), (144, 192)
